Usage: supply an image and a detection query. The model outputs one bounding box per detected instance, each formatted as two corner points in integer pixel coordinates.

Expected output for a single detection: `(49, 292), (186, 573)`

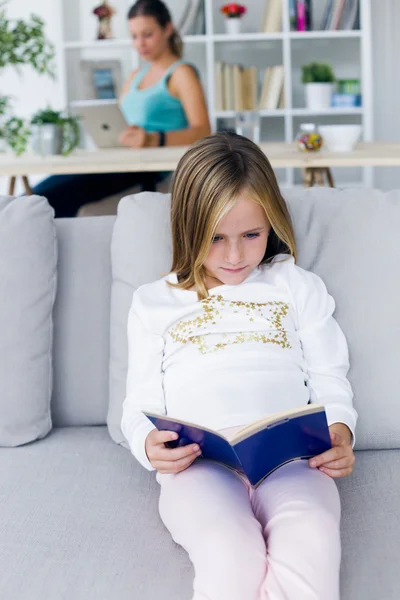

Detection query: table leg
(303, 168), (315, 187)
(22, 176), (33, 195)
(8, 176), (16, 196)
(326, 168), (335, 188)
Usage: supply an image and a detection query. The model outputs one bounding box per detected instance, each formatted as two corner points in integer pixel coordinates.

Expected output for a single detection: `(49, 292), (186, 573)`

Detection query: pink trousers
(156, 429), (341, 600)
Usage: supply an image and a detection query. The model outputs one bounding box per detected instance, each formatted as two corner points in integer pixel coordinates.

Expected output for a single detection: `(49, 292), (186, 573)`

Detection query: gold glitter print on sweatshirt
(168, 295), (291, 354)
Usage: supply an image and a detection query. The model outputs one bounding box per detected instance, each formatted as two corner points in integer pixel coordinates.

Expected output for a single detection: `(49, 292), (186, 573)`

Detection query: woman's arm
(146, 63), (211, 147)
(121, 295), (166, 471)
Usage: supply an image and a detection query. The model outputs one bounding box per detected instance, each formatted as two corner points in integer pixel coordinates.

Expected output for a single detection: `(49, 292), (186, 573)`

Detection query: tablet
(71, 101), (128, 149)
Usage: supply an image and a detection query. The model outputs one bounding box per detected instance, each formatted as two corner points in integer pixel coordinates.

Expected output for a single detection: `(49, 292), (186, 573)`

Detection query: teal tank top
(120, 59), (195, 133)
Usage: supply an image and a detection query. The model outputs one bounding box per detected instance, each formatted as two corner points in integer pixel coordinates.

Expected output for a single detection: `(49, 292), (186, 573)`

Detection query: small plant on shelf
(301, 62), (336, 111)
(301, 62), (336, 84)
(220, 3), (247, 18)
(93, 1), (116, 40)
(220, 3), (247, 35)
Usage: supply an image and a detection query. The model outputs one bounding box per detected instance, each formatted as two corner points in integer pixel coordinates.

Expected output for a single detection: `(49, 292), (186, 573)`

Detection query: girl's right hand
(145, 429), (202, 474)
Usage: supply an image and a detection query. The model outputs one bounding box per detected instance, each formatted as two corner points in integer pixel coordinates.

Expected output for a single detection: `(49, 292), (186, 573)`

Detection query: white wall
(371, 0), (400, 190)
(1, 0), (400, 193)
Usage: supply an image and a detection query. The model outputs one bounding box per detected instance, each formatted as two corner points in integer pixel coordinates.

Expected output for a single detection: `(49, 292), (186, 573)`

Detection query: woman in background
(32, 0), (210, 217)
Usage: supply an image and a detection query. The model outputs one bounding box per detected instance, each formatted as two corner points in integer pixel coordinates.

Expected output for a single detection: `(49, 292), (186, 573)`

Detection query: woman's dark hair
(127, 0), (183, 58)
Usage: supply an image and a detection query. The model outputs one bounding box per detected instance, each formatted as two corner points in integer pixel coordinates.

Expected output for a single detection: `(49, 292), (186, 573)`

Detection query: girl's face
(129, 16), (173, 61)
(203, 192), (270, 290)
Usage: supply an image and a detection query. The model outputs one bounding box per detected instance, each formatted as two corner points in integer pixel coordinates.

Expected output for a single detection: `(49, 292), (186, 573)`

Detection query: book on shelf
(259, 65), (284, 110)
(214, 61), (224, 111)
(233, 64), (244, 111)
(143, 403), (332, 488)
(261, 0), (283, 33)
(215, 62), (284, 112)
(340, 0), (359, 30)
(215, 63), (259, 111)
(177, 0), (204, 36)
(320, 0), (359, 31)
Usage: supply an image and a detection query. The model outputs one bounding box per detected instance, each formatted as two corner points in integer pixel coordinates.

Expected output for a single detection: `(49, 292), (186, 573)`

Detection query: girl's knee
(189, 527), (267, 600)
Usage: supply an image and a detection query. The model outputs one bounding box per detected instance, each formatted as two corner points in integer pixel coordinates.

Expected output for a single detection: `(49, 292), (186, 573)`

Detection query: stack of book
(320, 0), (359, 30)
(290, 0), (359, 31)
(176, 0), (205, 36)
(215, 62), (284, 111)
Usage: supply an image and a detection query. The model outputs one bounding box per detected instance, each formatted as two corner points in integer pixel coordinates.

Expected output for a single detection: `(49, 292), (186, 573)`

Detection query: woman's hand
(145, 428), (202, 474)
(309, 423), (355, 478)
(118, 125), (147, 148)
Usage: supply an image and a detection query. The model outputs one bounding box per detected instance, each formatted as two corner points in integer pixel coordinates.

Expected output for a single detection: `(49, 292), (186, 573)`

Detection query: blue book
(143, 404), (332, 488)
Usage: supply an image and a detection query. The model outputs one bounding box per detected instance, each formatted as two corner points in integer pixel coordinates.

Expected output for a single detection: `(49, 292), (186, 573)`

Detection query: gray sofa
(1, 188), (399, 600)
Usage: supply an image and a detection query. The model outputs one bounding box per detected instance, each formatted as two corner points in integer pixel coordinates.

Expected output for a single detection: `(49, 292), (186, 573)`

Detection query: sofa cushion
(108, 193), (172, 447)
(0, 426), (193, 600)
(0, 195), (56, 446)
(109, 189), (400, 451)
(285, 187), (400, 450)
(0, 426), (398, 599)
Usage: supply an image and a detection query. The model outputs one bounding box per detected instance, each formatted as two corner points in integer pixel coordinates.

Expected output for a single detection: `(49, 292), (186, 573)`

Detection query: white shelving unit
(60, 0), (373, 187)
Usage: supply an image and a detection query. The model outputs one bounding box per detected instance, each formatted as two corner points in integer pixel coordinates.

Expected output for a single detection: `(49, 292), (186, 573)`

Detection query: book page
(232, 403), (325, 444)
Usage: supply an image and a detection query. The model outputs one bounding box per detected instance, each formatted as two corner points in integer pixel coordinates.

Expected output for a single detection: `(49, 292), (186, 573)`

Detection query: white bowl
(319, 125), (362, 152)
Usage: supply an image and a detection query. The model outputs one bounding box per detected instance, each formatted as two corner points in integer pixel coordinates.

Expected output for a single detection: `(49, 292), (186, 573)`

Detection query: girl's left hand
(309, 424), (355, 478)
(118, 125), (147, 148)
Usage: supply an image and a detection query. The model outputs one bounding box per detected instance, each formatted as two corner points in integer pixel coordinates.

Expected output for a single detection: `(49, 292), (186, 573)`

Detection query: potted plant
(30, 108), (80, 157)
(301, 62), (336, 110)
(220, 3), (247, 35)
(93, 1), (116, 40)
(0, 4), (55, 154)
(0, 97), (30, 156)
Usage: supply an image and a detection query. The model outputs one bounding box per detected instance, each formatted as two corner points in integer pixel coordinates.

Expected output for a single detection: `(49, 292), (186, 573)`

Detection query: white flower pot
(225, 18), (241, 35)
(304, 83), (334, 110)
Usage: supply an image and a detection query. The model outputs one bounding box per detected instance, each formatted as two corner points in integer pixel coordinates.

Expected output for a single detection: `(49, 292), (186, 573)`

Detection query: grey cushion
(52, 216), (115, 427)
(109, 189), (400, 452)
(284, 187), (400, 450)
(0, 426), (192, 600)
(0, 425), (398, 599)
(108, 193), (172, 447)
(0, 195), (56, 446)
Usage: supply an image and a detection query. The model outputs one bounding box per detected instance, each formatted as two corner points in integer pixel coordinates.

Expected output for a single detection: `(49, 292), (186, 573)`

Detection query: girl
(32, 0), (210, 217)
(121, 132), (357, 600)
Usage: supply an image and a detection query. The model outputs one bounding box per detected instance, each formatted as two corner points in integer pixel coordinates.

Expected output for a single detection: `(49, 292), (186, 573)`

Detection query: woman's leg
(157, 460), (268, 600)
(31, 171), (169, 217)
(251, 459), (341, 600)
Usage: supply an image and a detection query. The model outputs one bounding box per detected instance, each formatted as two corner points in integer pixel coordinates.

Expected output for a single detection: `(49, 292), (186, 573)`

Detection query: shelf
(289, 30), (362, 39)
(63, 31), (363, 50)
(63, 35), (208, 50)
(213, 33), (283, 42)
(214, 109), (363, 118)
(214, 109), (286, 118)
(291, 108), (364, 116)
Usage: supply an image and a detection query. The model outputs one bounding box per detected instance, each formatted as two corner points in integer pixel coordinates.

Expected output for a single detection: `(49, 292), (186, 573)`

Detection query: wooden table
(1, 142), (400, 193)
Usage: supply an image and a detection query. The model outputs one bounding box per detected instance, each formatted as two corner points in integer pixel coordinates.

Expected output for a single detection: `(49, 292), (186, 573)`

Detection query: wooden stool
(302, 167), (335, 188)
(8, 175), (33, 196)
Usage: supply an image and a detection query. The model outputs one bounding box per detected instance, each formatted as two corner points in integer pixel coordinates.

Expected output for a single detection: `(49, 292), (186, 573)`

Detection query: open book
(143, 404), (332, 488)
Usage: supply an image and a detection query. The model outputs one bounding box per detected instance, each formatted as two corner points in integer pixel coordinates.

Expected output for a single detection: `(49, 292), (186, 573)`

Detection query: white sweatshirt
(121, 254), (357, 471)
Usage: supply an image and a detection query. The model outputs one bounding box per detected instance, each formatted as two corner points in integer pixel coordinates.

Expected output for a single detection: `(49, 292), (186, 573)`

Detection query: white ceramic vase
(304, 83), (334, 110)
(225, 18), (241, 35)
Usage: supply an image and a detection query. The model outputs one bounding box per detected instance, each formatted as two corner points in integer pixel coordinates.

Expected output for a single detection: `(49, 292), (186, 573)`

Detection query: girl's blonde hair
(170, 131), (297, 300)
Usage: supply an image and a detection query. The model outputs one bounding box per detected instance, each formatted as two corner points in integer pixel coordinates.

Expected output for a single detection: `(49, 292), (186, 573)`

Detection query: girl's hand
(118, 125), (147, 148)
(145, 428), (202, 474)
(309, 423), (355, 478)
